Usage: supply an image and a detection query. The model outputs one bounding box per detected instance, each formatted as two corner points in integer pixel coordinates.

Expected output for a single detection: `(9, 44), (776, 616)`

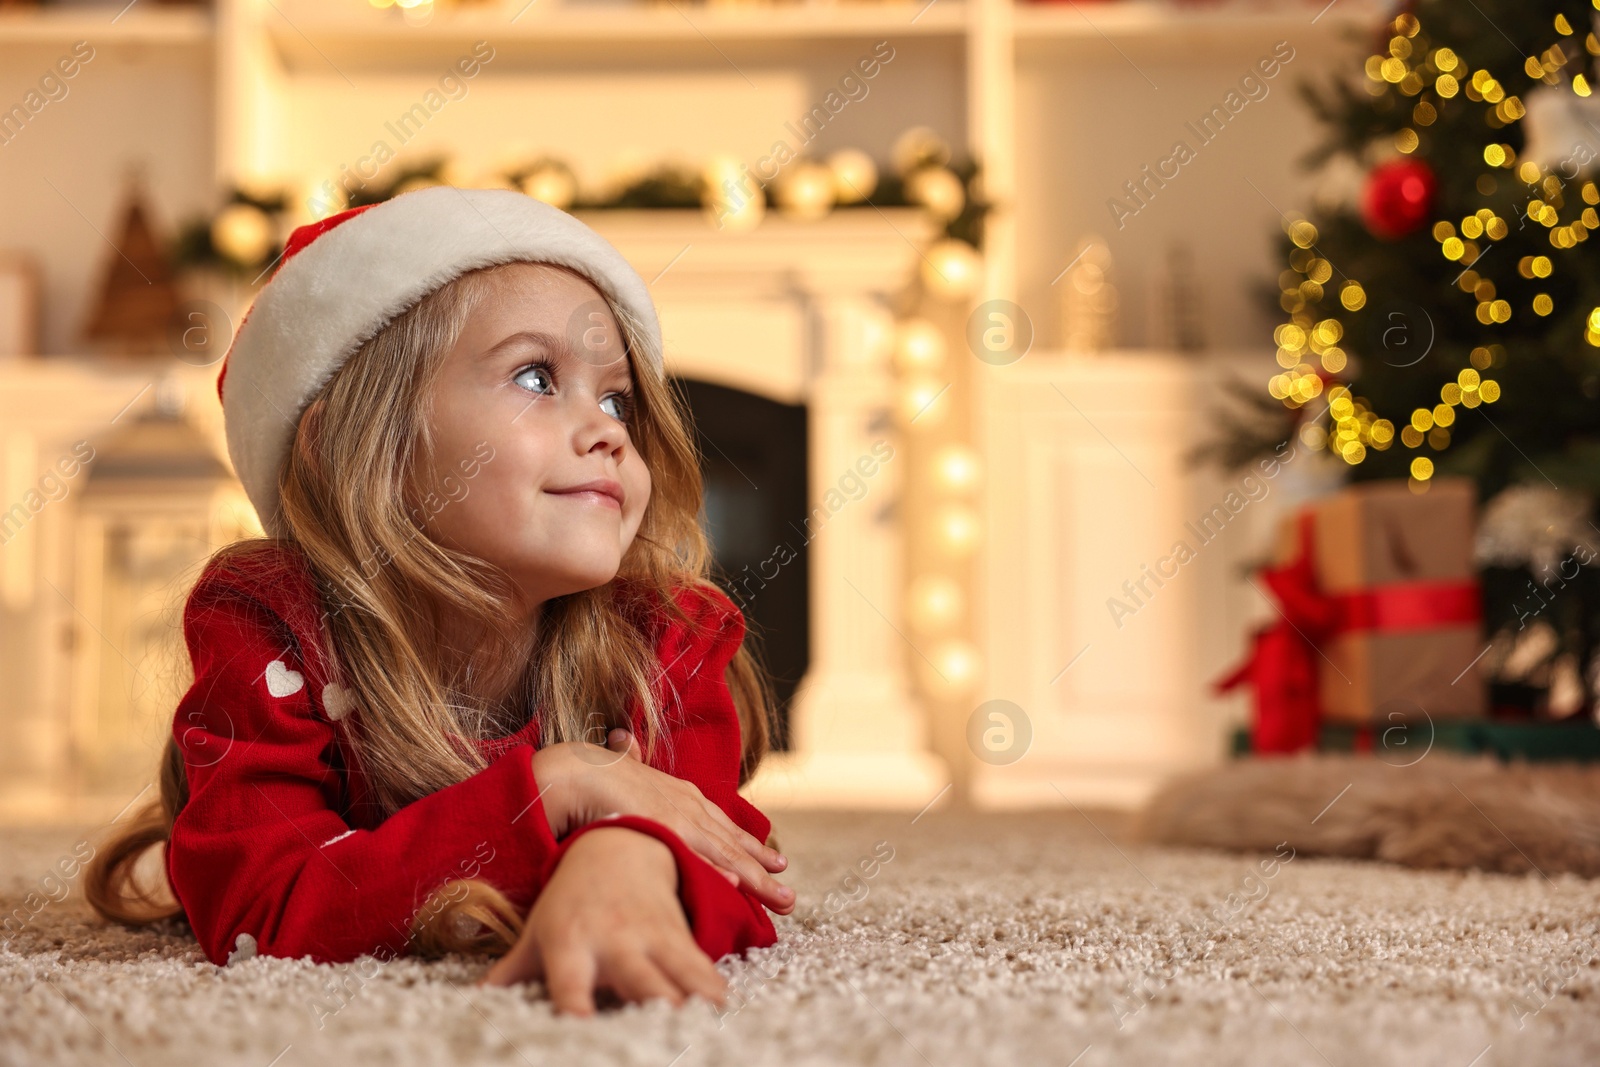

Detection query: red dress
(165, 542), (779, 967)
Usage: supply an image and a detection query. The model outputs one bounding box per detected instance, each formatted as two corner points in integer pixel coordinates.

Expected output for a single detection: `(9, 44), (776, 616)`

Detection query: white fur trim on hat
(220, 185), (662, 539)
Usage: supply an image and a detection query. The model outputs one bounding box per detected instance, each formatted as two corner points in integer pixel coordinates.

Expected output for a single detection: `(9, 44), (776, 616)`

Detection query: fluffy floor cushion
(3, 807), (1599, 1066)
(1134, 752), (1600, 877)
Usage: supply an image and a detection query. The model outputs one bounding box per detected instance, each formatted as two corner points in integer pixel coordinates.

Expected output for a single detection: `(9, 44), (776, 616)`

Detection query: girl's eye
(600, 393), (634, 422)
(512, 362), (554, 396)
(513, 361), (634, 423)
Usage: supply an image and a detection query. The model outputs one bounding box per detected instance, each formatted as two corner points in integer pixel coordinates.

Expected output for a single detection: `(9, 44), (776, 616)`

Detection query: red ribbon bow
(1213, 510), (1482, 754)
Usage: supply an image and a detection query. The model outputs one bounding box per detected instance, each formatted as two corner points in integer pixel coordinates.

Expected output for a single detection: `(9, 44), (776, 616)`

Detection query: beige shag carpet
(4, 799), (1599, 1066)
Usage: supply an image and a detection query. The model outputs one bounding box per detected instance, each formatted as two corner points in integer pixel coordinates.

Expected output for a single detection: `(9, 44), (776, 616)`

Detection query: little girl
(85, 185), (796, 1016)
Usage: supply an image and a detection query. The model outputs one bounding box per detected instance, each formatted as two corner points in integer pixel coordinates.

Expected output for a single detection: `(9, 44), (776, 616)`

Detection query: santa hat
(216, 184), (663, 539)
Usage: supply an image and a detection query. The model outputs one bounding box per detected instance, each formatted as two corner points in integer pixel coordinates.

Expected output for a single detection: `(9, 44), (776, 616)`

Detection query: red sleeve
(166, 590), (566, 966)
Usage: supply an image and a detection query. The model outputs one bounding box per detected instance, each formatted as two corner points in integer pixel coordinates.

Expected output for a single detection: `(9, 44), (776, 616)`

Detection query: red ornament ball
(1361, 159), (1437, 239)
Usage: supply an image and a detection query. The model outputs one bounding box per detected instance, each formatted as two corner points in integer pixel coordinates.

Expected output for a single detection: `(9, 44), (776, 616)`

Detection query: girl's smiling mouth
(546, 479), (624, 508)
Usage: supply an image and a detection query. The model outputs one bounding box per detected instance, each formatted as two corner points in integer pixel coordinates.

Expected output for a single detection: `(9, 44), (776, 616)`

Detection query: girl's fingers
(596, 753), (791, 901)
(727, 852), (796, 913)
(622, 754), (786, 873)
(607, 728), (643, 762)
(605, 949), (686, 1008)
(542, 945), (600, 1017)
(688, 823), (752, 884)
(748, 838), (787, 872)
(693, 794), (787, 872)
(653, 939), (729, 1009)
(691, 797), (791, 886)
(480, 928), (543, 987)
(689, 824), (796, 914)
(684, 832), (753, 894)
(725, 819), (785, 871)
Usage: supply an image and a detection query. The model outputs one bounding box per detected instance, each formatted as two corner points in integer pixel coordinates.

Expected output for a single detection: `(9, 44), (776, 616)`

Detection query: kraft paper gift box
(1273, 476), (1488, 725)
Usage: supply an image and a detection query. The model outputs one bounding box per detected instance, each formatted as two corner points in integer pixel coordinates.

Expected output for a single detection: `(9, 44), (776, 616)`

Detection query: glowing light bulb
(908, 575), (965, 633)
(935, 504), (980, 557)
(899, 376), (949, 428)
(921, 239), (981, 300)
(894, 319), (947, 374)
(931, 445), (981, 494)
(927, 639), (981, 695)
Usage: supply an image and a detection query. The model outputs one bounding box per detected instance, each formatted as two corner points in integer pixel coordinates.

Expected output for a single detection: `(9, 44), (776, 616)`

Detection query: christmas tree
(1211, 1), (1600, 718)
(84, 171), (183, 355)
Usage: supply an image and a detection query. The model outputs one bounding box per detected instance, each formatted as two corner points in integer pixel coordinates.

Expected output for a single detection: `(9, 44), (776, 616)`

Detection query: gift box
(1216, 477), (1488, 753)
(1306, 477), (1487, 723)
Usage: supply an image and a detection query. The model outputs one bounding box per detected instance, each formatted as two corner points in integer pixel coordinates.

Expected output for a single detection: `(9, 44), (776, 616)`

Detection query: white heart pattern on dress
(264, 659), (304, 698)
(321, 683), (354, 722)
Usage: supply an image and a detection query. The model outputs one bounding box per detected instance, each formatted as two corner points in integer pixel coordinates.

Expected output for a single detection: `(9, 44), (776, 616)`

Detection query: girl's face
(418, 262), (652, 614)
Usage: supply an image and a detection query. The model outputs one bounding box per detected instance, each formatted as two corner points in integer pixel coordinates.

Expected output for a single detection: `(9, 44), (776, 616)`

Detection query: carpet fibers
(2, 807), (1597, 1067)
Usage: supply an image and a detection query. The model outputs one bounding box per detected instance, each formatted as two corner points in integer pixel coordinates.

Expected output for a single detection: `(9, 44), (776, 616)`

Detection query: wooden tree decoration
(83, 171), (182, 356)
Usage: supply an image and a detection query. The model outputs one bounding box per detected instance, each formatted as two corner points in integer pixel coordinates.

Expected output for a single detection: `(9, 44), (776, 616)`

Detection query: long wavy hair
(84, 260), (780, 957)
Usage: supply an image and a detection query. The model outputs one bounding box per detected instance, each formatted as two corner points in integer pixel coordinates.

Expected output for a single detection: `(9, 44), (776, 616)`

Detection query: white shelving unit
(0, 6), (211, 44)
(0, 0), (1386, 354)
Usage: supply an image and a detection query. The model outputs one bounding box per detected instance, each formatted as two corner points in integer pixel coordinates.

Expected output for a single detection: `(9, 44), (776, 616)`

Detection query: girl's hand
(530, 732), (794, 916)
(479, 825), (727, 1015)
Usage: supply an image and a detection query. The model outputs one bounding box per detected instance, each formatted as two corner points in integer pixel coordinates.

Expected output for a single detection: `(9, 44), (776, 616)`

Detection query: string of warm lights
(895, 282), (984, 698)
(1270, 7), (1600, 488)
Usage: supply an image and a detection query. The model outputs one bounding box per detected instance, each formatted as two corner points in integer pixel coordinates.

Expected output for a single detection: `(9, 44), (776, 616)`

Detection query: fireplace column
(744, 294), (950, 811)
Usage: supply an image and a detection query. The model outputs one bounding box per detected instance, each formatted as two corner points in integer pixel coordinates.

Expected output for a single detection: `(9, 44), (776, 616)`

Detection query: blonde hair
(85, 261), (780, 957)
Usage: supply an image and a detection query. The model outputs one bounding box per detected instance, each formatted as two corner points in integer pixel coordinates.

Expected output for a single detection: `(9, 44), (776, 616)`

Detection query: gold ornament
(827, 148), (878, 203)
(702, 154), (764, 232)
(891, 126), (951, 176)
(773, 161), (836, 221)
(211, 203), (274, 265)
(521, 165), (577, 210)
(904, 166), (966, 221)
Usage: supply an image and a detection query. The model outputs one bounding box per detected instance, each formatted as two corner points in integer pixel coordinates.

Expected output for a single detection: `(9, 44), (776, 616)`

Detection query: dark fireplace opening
(674, 377), (809, 752)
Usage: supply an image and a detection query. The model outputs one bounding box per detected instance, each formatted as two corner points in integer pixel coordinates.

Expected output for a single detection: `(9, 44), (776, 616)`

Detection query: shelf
(0, 6), (213, 48)
(261, 2), (965, 72)
(250, 0), (1386, 72)
(1013, 0), (1387, 53)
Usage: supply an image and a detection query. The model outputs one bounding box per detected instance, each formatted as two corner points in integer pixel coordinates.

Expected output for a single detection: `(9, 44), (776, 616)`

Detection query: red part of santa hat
(215, 186), (663, 539)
